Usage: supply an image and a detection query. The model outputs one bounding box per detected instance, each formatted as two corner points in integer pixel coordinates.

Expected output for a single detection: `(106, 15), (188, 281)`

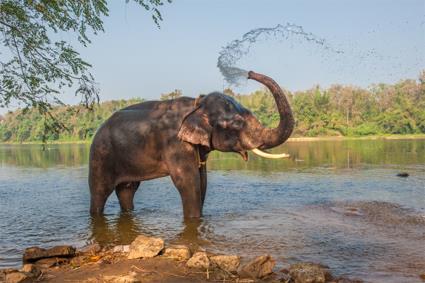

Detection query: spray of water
(217, 22), (344, 86)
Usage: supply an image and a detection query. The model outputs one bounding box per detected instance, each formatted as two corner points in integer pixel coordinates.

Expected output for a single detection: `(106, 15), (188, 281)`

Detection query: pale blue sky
(3, 0), (425, 111)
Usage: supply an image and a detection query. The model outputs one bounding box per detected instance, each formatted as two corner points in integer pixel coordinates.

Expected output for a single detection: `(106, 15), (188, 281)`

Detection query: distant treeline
(0, 72), (424, 142)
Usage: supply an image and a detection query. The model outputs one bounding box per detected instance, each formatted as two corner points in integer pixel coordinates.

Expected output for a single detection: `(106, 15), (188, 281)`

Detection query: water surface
(0, 139), (424, 282)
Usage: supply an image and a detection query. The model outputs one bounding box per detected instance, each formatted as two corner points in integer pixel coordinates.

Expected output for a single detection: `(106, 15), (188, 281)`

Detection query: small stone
(20, 264), (40, 277)
(240, 255), (276, 279)
(113, 245), (130, 253)
(289, 262), (332, 283)
(186, 251), (210, 270)
(5, 272), (32, 283)
(210, 255), (240, 273)
(34, 257), (69, 269)
(162, 245), (191, 261)
(127, 235), (164, 259)
(23, 245), (75, 263)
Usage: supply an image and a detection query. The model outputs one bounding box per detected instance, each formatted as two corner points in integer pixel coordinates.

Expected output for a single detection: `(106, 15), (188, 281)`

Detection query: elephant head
(178, 71), (294, 160)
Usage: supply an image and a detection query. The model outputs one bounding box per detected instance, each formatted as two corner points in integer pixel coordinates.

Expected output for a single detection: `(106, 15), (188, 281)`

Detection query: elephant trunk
(247, 71), (294, 150)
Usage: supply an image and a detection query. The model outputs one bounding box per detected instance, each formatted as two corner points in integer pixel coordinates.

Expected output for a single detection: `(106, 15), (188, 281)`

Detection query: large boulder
(289, 262), (332, 283)
(186, 251), (210, 270)
(210, 255), (240, 273)
(127, 235), (164, 259)
(240, 255), (275, 279)
(162, 245), (191, 261)
(23, 245), (75, 263)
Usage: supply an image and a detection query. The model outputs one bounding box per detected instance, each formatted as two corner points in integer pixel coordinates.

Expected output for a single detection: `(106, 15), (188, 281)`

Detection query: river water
(0, 139), (424, 282)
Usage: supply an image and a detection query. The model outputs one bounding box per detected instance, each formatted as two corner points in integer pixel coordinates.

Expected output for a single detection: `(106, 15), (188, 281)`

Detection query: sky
(2, 0), (425, 112)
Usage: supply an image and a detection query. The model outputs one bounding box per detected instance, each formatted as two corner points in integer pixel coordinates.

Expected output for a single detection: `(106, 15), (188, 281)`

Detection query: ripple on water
(1, 142), (425, 283)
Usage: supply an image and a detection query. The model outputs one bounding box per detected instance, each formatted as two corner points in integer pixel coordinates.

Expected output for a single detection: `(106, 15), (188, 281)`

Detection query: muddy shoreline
(1, 235), (368, 283)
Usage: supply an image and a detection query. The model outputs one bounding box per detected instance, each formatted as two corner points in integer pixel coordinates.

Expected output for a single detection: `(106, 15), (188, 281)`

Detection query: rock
(80, 243), (101, 254)
(127, 235), (164, 259)
(186, 251), (210, 270)
(5, 272), (33, 283)
(396, 172), (409, 177)
(210, 255), (240, 273)
(23, 245), (76, 263)
(162, 245), (191, 261)
(240, 255), (276, 279)
(20, 264), (40, 277)
(113, 245), (130, 253)
(289, 262), (332, 283)
(34, 257), (69, 269)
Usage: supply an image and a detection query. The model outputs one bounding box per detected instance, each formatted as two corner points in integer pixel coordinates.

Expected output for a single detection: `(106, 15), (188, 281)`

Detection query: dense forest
(0, 72), (424, 143)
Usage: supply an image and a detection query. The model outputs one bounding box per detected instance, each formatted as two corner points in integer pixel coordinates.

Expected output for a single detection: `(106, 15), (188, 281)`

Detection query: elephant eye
(231, 118), (244, 130)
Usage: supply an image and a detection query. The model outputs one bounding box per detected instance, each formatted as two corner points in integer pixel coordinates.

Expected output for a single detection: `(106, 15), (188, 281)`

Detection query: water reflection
(89, 213), (211, 251)
(1, 139), (424, 170)
(0, 143), (90, 168)
(89, 213), (143, 247)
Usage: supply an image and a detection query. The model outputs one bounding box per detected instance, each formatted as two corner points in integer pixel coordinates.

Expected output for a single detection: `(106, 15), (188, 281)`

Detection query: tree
(160, 89), (182, 100)
(0, 0), (170, 137)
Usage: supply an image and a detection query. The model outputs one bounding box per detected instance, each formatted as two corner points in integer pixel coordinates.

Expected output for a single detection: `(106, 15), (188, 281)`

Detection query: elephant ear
(178, 106), (212, 148)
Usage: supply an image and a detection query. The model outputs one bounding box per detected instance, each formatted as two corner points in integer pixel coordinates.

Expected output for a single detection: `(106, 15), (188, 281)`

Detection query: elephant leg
(199, 163), (207, 208)
(168, 161), (202, 218)
(115, 182), (140, 211)
(90, 181), (114, 215)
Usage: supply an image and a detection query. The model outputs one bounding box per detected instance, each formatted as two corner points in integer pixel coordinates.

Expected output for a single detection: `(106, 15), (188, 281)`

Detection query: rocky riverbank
(1, 234), (367, 283)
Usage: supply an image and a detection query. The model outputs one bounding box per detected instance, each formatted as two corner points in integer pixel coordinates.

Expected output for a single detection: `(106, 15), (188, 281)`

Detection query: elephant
(88, 71), (294, 218)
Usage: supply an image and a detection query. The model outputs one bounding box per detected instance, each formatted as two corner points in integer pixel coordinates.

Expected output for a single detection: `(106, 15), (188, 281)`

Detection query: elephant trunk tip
(247, 71), (255, 79)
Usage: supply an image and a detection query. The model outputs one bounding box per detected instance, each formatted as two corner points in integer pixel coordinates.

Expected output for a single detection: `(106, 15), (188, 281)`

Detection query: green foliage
(232, 73), (425, 137)
(0, 0), (170, 141)
(0, 98), (144, 142)
(1, 71), (424, 142)
(160, 89), (182, 100)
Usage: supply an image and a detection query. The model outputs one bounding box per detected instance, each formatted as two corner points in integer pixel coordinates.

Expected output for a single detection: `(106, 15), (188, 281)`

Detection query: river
(0, 139), (424, 282)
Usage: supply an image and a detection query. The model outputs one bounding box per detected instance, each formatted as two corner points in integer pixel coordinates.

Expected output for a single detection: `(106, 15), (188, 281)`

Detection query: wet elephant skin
(88, 72), (294, 218)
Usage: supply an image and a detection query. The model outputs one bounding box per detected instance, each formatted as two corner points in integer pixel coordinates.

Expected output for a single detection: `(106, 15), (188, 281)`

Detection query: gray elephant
(89, 71), (294, 218)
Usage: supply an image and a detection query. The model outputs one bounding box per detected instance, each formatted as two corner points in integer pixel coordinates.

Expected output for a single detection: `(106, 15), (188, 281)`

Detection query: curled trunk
(247, 71), (294, 149)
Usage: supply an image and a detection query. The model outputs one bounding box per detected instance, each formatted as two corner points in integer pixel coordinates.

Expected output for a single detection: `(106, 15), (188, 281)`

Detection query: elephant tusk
(251, 148), (290, 159)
